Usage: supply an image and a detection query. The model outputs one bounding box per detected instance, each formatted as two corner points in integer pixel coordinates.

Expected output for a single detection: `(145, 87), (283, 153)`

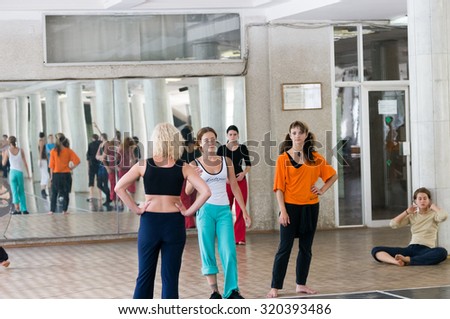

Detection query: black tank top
(144, 158), (185, 196)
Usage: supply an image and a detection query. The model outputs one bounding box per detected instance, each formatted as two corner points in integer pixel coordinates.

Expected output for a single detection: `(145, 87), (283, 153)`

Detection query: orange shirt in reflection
(49, 148), (80, 173)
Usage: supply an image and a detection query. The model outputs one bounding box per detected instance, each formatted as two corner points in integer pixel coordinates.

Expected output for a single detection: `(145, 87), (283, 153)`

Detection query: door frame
(361, 82), (411, 227)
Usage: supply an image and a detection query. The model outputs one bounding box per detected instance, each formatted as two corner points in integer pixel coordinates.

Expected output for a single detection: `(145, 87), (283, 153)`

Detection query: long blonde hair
(151, 123), (184, 160)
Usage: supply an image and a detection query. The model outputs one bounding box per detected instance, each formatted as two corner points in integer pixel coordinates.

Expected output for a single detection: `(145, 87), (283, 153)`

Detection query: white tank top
(8, 148), (24, 172)
(195, 157), (228, 205)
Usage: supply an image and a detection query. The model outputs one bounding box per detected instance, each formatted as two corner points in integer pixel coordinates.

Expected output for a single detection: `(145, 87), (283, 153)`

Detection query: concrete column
(188, 83), (201, 133)
(45, 89), (61, 136)
(193, 41), (219, 60)
(113, 79), (132, 139)
(0, 98), (9, 135)
(198, 77), (226, 143)
(89, 96), (97, 131)
(408, 0), (450, 250)
(130, 92), (148, 158)
(60, 98), (71, 142)
(6, 98), (17, 136)
(243, 20), (273, 231)
(66, 82), (88, 193)
(17, 96), (31, 177)
(231, 77), (247, 143)
(94, 80), (115, 139)
(18, 96), (37, 213)
(143, 78), (173, 143)
(29, 93), (43, 182)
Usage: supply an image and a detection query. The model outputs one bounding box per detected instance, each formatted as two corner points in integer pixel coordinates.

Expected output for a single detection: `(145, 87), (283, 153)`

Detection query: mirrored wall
(0, 76), (246, 240)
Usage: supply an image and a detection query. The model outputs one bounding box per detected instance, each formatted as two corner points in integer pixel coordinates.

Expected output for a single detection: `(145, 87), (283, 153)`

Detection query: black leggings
(50, 173), (72, 212)
(0, 246), (8, 262)
(271, 203), (319, 289)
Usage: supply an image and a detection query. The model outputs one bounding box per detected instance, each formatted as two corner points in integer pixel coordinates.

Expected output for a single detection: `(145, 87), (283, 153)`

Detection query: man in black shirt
(86, 134), (102, 203)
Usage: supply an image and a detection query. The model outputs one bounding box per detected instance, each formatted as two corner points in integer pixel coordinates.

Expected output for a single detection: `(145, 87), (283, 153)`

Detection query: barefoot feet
(296, 284), (317, 294)
(395, 254), (410, 266)
(1, 260), (10, 268)
(266, 288), (278, 298)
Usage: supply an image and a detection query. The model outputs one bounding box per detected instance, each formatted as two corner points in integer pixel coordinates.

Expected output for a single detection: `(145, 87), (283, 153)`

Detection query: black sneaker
(227, 290), (244, 299)
(210, 291), (222, 299)
(22, 211), (29, 215)
(12, 210), (21, 215)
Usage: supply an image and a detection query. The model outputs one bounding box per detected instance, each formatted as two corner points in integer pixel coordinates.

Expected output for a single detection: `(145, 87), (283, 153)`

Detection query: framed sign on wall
(282, 83), (322, 110)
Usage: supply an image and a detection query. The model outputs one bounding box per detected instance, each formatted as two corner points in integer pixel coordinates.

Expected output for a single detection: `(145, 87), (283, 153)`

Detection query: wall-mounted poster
(282, 83), (322, 110)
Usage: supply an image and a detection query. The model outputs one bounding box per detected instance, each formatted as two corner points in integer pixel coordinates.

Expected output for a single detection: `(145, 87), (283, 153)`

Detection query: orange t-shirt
(49, 147), (80, 173)
(273, 151), (336, 205)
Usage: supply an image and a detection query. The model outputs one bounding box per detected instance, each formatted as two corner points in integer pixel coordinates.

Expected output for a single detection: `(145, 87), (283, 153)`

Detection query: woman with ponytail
(267, 121), (338, 298)
(1, 136), (30, 215)
(48, 133), (80, 214)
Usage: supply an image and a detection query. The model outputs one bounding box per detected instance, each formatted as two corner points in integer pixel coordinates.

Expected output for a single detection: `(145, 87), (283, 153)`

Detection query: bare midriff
(144, 194), (182, 213)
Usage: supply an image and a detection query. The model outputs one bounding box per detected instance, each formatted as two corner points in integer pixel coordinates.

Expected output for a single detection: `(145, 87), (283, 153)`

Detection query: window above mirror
(44, 13), (242, 64)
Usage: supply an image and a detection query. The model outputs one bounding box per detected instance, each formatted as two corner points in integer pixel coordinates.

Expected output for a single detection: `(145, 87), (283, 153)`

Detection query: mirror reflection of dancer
(38, 132), (50, 199)
(267, 121), (338, 298)
(180, 125), (201, 229)
(217, 125), (252, 245)
(0, 246), (9, 267)
(115, 123), (210, 299)
(2, 136), (30, 215)
(371, 187), (448, 266)
(48, 133), (80, 214)
(186, 127), (251, 299)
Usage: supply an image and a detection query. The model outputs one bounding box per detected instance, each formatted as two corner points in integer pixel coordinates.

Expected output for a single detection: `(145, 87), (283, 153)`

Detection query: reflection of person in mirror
(267, 121), (338, 298)
(371, 187), (448, 266)
(45, 134), (55, 162)
(103, 139), (120, 208)
(118, 136), (137, 196)
(0, 246), (10, 268)
(48, 133), (80, 215)
(114, 122), (210, 299)
(2, 136), (30, 215)
(217, 125), (252, 245)
(95, 133), (112, 208)
(180, 125), (201, 229)
(0, 134), (10, 178)
(185, 127), (251, 299)
(86, 133), (108, 206)
(38, 132), (50, 199)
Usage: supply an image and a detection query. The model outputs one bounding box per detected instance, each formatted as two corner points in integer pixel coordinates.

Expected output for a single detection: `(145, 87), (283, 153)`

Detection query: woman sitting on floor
(371, 187), (448, 266)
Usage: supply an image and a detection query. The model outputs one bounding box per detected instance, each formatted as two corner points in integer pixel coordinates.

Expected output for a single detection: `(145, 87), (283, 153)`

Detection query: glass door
(362, 86), (411, 226)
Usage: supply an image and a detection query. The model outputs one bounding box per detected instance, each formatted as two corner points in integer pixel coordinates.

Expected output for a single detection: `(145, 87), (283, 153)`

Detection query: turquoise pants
(196, 202), (239, 298)
(9, 169), (27, 211)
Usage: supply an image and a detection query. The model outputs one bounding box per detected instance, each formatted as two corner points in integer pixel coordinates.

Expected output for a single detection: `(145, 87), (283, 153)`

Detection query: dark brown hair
(279, 121), (316, 164)
(413, 187), (431, 200)
(196, 127), (217, 152)
(8, 136), (17, 147)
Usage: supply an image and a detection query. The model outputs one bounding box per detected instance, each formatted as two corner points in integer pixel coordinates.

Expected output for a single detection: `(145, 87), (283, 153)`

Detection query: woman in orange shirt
(267, 121), (337, 298)
(48, 133), (80, 214)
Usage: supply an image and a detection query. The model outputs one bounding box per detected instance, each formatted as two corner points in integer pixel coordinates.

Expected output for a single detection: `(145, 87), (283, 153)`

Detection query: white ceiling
(0, 0), (407, 21)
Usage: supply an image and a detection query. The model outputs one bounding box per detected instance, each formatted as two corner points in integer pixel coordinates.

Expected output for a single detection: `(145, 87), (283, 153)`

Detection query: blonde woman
(115, 122), (210, 299)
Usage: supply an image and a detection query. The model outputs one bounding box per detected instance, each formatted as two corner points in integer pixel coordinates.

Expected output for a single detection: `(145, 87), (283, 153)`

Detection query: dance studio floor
(1, 227), (450, 299)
